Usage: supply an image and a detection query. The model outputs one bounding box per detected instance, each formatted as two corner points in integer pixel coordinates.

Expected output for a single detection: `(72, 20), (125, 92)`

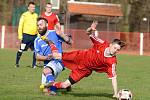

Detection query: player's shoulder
(47, 30), (57, 35)
(103, 40), (109, 45)
(34, 36), (41, 42)
(22, 11), (37, 16)
(34, 13), (38, 17)
(41, 12), (45, 16)
(21, 11), (28, 16)
(51, 12), (56, 15)
(47, 31), (58, 39)
(51, 12), (58, 17)
(97, 40), (109, 48)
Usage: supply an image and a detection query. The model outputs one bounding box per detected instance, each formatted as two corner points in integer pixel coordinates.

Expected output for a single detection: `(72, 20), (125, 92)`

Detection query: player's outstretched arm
(87, 21), (105, 44)
(36, 53), (53, 61)
(112, 77), (118, 98)
(86, 20), (98, 35)
(55, 28), (73, 45)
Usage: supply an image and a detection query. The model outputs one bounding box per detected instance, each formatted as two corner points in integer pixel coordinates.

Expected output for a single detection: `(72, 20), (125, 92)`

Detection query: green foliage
(0, 49), (150, 100)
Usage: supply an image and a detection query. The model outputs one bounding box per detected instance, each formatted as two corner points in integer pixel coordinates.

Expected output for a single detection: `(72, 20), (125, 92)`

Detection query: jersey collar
(104, 47), (113, 57)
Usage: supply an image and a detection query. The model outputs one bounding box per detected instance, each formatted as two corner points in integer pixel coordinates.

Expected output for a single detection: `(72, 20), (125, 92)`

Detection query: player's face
(37, 20), (47, 36)
(109, 43), (121, 55)
(45, 4), (52, 13)
(28, 4), (35, 13)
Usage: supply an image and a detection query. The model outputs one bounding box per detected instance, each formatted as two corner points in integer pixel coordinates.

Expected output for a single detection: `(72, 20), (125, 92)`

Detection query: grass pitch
(0, 49), (149, 100)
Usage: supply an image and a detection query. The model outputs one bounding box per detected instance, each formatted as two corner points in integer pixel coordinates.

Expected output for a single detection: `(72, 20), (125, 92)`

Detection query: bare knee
(43, 67), (52, 75)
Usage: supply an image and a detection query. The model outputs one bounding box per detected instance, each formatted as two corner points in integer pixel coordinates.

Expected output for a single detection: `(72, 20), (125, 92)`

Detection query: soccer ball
(118, 89), (132, 100)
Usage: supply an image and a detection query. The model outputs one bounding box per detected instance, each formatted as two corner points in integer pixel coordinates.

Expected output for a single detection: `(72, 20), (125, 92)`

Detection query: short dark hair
(112, 39), (126, 48)
(28, 1), (35, 7)
(46, 2), (52, 5)
(37, 17), (48, 23)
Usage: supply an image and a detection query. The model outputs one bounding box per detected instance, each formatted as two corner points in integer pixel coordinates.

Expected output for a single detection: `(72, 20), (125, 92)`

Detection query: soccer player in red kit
(49, 21), (126, 98)
(41, 3), (61, 30)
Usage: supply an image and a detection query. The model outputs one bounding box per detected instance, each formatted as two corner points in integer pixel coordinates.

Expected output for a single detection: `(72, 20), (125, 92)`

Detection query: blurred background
(0, 0), (150, 55)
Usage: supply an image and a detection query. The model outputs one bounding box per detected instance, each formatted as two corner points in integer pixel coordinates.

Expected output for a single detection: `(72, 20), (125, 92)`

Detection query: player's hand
(91, 20), (98, 30)
(46, 54), (53, 60)
(86, 20), (98, 35)
(16, 39), (22, 48)
(52, 52), (62, 59)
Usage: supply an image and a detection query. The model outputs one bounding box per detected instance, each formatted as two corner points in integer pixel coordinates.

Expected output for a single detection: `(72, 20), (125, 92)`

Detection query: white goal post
(140, 33), (144, 55)
(1, 25), (5, 49)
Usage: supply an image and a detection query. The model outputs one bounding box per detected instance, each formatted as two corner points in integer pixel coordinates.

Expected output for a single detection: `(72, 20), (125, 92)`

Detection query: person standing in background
(15, 1), (38, 68)
(41, 2), (61, 31)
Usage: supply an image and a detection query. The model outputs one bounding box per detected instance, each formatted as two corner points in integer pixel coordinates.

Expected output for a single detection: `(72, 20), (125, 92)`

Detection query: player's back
(83, 42), (117, 73)
(81, 44), (106, 67)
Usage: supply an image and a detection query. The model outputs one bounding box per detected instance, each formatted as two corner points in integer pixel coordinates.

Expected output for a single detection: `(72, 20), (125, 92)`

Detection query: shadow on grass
(25, 65), (43, 68)
(68, 92), (114, 99)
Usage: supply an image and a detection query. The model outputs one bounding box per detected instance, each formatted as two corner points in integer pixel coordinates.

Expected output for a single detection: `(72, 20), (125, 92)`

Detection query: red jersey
(62, 35), (117, 81)
(41, 12), (59, 30)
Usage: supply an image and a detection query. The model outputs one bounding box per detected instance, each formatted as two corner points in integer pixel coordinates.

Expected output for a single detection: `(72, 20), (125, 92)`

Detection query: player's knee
(43, 67), (51, 74)
(43, 67), (53, 75)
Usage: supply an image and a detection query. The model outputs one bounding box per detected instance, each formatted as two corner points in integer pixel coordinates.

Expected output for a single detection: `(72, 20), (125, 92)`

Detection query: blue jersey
(34, 30), (64, 65)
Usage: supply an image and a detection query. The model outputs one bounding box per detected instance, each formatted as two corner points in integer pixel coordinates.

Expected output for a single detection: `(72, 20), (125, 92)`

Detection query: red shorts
(62, 51), (92, 82)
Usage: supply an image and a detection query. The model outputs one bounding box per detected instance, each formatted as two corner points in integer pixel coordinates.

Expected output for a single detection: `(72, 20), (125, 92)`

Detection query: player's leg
(52, 67), (92, 89)
(62, 50), (79, 61)
(32, 51), (36, 68)
(41, 72), (46, 85)
(43, 67), (55, 85)
(16, 33), (27, 67)
(15, 40), (26, 67)
(62, 51), (79, 70)
(29, 35), (37, 68)
(41, 61), (64, 95)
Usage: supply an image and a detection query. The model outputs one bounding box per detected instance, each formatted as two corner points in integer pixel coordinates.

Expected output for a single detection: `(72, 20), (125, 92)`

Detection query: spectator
(41, 2), (61, 31)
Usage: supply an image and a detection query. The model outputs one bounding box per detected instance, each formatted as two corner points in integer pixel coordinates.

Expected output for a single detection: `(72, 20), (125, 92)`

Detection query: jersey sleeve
(18, 14), (25, 40)
(40, 12), (45, 17)
(107, 63), (117, 79)
(89, 34), (105, 45)
(56, 33), (65, 42)
(34, 38), (43, 55)
(54, 15), (59, 24)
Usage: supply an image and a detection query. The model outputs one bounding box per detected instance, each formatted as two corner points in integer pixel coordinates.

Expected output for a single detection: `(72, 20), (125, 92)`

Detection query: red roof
(67, 1), (123, 17)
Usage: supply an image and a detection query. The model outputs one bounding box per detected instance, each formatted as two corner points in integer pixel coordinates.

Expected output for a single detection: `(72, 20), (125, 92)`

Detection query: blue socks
(46, 73), (57, 92)
(46, 73), (55, 83)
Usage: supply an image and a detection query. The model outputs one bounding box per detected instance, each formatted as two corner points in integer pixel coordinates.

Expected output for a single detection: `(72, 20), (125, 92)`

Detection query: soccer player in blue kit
(34, 17), (72, 95)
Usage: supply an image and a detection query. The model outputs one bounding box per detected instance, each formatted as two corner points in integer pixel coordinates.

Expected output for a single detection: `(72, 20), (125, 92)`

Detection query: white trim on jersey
(56, 15), (60, 22)
(104, 47), (113, 57)
(89, 34), (104, 44)
(108, 63), (117, 79)
(112, 63), (116, 77)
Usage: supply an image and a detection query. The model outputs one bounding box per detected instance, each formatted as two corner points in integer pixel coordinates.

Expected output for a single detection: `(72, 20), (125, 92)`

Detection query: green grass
(0, 49), (150, 100)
